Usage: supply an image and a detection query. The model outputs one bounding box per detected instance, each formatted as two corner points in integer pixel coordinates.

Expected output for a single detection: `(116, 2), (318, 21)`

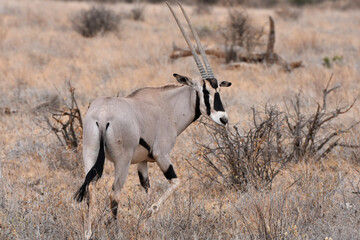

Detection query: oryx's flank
(74, 2), (231, 239)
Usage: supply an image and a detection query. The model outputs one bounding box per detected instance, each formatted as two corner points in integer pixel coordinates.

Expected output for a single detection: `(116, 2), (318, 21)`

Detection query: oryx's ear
(173, 73), (194, 86)
(220, 81), (232, 87)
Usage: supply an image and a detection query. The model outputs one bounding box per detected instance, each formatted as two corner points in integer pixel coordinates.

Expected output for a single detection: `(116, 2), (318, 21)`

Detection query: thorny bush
(198, 76), (358, 190)
(33, 82), (83, 150)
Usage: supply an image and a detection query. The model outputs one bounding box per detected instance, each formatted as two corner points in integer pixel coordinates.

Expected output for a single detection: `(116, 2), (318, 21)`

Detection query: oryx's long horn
(166, 2), (208, 80)
(178, 2), (215, 79)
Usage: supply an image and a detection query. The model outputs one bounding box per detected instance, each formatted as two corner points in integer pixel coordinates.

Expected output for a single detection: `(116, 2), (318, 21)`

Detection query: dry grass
(1, 1), (360, 239)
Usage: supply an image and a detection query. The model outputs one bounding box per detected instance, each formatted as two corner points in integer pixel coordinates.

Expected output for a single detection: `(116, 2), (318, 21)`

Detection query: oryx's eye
(214, 92), (224, 111)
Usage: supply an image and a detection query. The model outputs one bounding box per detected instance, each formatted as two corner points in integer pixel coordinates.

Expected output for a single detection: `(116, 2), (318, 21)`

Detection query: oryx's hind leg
(137, 162), (150, 193)
(147, 154), (180, 215)
(108, 150), (132, 220)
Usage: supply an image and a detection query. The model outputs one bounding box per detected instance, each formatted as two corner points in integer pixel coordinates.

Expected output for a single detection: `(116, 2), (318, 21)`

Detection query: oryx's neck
(157, 85), (199, 135)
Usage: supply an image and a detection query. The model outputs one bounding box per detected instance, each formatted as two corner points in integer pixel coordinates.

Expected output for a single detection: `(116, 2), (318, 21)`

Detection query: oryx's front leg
(147, 154), (180, 215)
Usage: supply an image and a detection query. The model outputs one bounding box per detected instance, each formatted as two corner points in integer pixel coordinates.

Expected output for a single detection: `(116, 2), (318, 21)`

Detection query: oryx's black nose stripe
(202, 82), (211, 116)
(214, 92), (225, 111)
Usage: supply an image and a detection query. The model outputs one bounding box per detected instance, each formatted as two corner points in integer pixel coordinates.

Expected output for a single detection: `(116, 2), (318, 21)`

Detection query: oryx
(74, 2), (231, 238)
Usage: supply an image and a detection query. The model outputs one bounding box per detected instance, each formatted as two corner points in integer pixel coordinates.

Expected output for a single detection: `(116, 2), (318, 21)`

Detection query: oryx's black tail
(74, 135), (106, 203)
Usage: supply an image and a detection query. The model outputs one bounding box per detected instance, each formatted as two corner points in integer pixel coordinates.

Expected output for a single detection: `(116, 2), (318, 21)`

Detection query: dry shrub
(33, 83), (83, 150)
(131, 3), (146, 21)
(197, 76), (358, 190)
(194, 0), (214, 15)
(72, 6), (120, 38)
(32, 83), (83, 173)
(198, 107), (285, 191)
(198, 106), (286, 191)
(222, 8), (264, 63)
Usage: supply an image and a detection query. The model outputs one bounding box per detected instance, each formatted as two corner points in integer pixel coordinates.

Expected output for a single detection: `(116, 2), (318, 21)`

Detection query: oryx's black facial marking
(193, 92), (201, 122)
(164, 164), (177, 180)
(139, 138), (154, 159)
(202, 82), (211, 116)
(206, 77), (218, 89)
(214, 92), (225, 111)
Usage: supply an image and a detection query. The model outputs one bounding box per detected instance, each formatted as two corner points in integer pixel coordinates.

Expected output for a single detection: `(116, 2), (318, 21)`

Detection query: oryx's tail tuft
(74, 123), (107, 202)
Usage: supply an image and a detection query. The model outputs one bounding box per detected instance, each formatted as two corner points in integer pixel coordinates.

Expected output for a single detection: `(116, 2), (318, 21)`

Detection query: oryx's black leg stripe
(202, 82), (211, 116)
(193, 92), (201, 122)
(138, 171), (150, 193)
(139, 138), (151, 152)
(139, 138), (154, 159)
(111, 199), (118, 219)
(163, 164), (177, 180)
(214, 92), (225, 111)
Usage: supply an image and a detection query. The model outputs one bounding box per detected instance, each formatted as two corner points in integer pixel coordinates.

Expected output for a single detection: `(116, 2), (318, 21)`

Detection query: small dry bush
(72, 6), (120, 38)
(222, 8), (264, 63)
(197, 77), (358, 191)
(194, 0), (216, 15)
(33, 83), (83, 150)
(198, 107), (286, 191)
(31, 83), (83, 173)
(131, 3), (146, 21)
